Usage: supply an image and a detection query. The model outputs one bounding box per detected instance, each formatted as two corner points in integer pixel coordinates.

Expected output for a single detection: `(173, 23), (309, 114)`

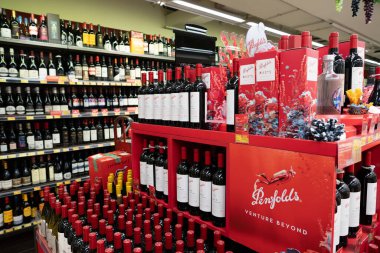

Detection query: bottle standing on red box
(226, 58), (239, 132)
(368, 67), (380, 106)
(334, 189), (342, 251)
(155, 142), (166, 199)
(146, 140), (156, 190)
(171, 67), (182, 127)
(344, 34), (363, 107)
(177, 146), (189, 211)
(145, 72), (155, 124)
(328, 32), (345, 75)
(180, 66), (191, 128)
(140, 139), (149, 192)
(190, 64), (207, 129)
(153, 70), (164, 125)
(359, 151), (377, 225)
(189, 148), (201, 216)
(343, 165), (361, 237)
(337, 170), (350, 247)
(200, 151), (212, 221)
(212, 153), (226, 227)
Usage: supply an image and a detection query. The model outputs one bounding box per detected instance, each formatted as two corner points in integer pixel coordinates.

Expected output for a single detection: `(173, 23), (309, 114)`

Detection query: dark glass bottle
(226, 58), (239, 132)
(22, 193), (32, 223)
(200, 151), (212, 221)
(96, 25), (103, 49)
(145, 72), (155, 124)
(180, 66), (191, 127)
(177, 147), (189, 211)
(336, 170), (350, 247)
(69, 122), (77, 145)
(14, 86), (25, 115)
(67, 21), (74, 46)
(0, 123), (7, 153)
(25, 122), (34, 150)
(3, 197), (13, 229)
(5, 86), (15, 115)
(212, 153), (226, 227)
(13, 195), (23, 226)
(17, 123), (27, 150)
(97, 120), (104, 142)
(56, 55), (65, 76)
(189, 148), (201, 216)
(38, 15), (48, 41)
(48, 52), (56, 76)
(34, 122), (44, 150)
(191, 64), (207, 129)
(343, 165), (361, 237)
(368, 67), (380, 106)
(12, 160), (22, 188)
(34, 87), (44, 115)
(21, 159), (31, 186)
(44, 122), (53, 149)
(328, 32), (345, 75)
(137, 73), (147, 123)
(103, 29), (111, 51)
(60, 20), (67, 45)
(155, 142), (166, 199)
(10, 10), (19, 39)
(139, 139), (149, 192)
(146, 140), (156, 190)
(8, 48), (18, 78)
(28, 14), (38, 40)
(107, 57), (114, 81)
(61, 120), (69, 147)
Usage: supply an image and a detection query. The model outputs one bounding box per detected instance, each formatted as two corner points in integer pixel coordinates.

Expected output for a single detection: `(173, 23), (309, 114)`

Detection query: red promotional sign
(228, 144), (335, 253)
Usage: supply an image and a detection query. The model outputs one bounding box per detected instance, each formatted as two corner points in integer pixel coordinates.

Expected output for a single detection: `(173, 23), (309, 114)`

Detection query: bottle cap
(350, 34), (358, 49)
(364, 151), (372, 167)
(145, 234), (153, 251)
(89, 232), (97, 250)
(193, 149), (199, 163)
(181, 147), (187, 160)
(175, 224), (182, 240)
(114, 232), (122, 249)
(187, 230), (195, 247)
(196, 239), (205, 250)
(125, 220), (133, 237)
(149, 71), (154, 83)
(329, 32), (339, 49)
(176, 240), (184, 251)
(218, 153), (224, 168)
(205, 151), (211, 165)
(123, 239), (132, 253)
(154, 225), (162, 242)
(134, 227), (142, 244)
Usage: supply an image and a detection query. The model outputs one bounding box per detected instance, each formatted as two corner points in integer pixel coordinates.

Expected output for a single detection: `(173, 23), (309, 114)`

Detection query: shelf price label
(101, 109), (108, 115)
(13, 190), (21, 195)
(114, 108), (120, 115)
(21, 79), (29, 83)
(26, 116), (34, 120)
(34, 186), (41, 191)
(91, 109), (98, 116)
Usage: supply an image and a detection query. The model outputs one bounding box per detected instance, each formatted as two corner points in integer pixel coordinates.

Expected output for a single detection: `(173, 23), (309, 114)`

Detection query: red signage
(228, 144), (335, 252)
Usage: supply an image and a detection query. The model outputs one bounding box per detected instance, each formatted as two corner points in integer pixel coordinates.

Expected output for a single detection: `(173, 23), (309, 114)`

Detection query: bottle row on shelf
(0, 47), (171, 82)
(0, 9), (175, 57)
(0, 119), (122, 153)
(0, 85), (138, 116)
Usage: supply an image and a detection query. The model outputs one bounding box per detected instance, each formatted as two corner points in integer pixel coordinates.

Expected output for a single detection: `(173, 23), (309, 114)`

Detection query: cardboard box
(47, 13), (61, 44)
(202, 66), (228, 131)
(238, 50), (280, 136)
(130, 31), (144, 55)
(88, 150), (132, 189)
(279, 47), (319, 138)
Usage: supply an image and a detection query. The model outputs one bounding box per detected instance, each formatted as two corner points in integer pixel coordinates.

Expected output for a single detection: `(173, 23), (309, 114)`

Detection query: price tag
(54, 115), (61, 119)
(0, 155), (6, 160)
(77, 81), (83, 85)
(53, 149), (60, 153)
(0, 78), (6, 82)
(24, 223), (32, 228)
(5, 228), (13, 233)
(98, 143), (104, 147)
(73, 147), (79, 151)
(21, 79), (29, 83)
(69, 81), (75, 85)
(18, 153), (26, 157)
(26, 116), (34, 120)
(37, 151), (44, 155)
(34, 186), (41, 191)
(101, 109), (108, 115)
(27, 152), (35, 156)
(65, 180), (70, 185)
(7, 117), (15, 121)
(56, 182), (63, 186)
(63, 148), (69, 152)
(84, 145), (90, 149)
(13, 190), (21, 195)
(114, 108), (120, 115)
(58, 80), (64, 84)
(75, 178), (81, 182)
(46, 115), (53, 119)
(92, 109), (98, 116)
(8, 154), (16, 159)
(40, 80), (47, 84)
(84, 81), (90, 85)
(14, 225), (22, 231)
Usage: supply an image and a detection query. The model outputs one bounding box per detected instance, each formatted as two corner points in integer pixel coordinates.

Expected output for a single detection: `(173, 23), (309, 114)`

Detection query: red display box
(279, 47), (319, 138)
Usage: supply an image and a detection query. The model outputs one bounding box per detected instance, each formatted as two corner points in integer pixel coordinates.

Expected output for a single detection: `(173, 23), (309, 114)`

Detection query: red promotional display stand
(131, 122), (380, 253)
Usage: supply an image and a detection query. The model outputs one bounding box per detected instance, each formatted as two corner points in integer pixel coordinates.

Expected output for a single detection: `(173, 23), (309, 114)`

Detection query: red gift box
(88, 150), (132, 189)
(202, 66), (228, 131)
(279, 47), (319, 138)
(238, 50), (280, 136)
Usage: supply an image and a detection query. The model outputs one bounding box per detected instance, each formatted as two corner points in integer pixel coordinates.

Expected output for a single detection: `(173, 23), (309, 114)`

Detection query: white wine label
(146, 164), (154, 187)
(90, 130), (97, 141)
(351, 67), (364, 91)
(179, 92), (189, 122)
(2, 179), (12, 189)
(13, 215), (23, 225)
(63, 172), (72, 180)
(31, 170), (40, 184)
(155, 165), (163, 192)
(153, 94), (161, 120)
(19, 69), (28, 78)
(200, 180), (211, 212)
(366, 183), (377, 215)
(109, 128), (114, 139)
(306, 57), (318, 82)
(53, 133), (60, 144)
(39, 68), (48, 80)
(240, 64), (255, 85)
(0, 213), (3, 227)
(35, 140), (44, 150)
(104, 129), (110, 140)
(83, 131), (91, 142)
(29, 70), (39, 79)
(349, 191), (361, 227)
(49, 165), (54, 181)
(145, 95), (154, 120)
(44, 139), (53, 149)
(172, 93), (180, 121)
(212, 184), (226, 218)
(176, 174), (189, 203)
(163, 169), (168, 195)
(189, 177), (200, 207)
(39, 168), (47, 183)
(334, 204), (341, 247)
(162, 93), (171, 121)
(340, 198), (350, 236)
(54, 173), (63, 181)
(0, 144), (7, 152)
(226, 90), (235, 125)
(48, 68), (56, 76)
(190, 92), (200, 123)
(138, 95), (145, 119)
(1, 28), (11, 38)
(0, 107), (5, 115)
(27, 136), (35, 149)
(140, 161), (147, 185)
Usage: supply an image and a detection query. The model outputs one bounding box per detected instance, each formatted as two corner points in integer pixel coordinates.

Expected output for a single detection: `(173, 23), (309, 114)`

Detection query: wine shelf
(0, 220), (41, 237)
(0, 175), (89, 198)
(0, 77), (142, 87)
(0, 140), (122, 160)
(0, 37), (175, 62)
(0, 109), (137, 122)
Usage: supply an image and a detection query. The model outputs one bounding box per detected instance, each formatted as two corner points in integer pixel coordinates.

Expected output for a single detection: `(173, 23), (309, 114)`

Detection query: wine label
(163, 168), (168, 196)
(189, 177), (200, 207)
(351, 67), (364, 91)
(19, 69), (28, 78)
(78, 162), (84, 173)
(306, 57), (318, 82)
(0, 143), (7, 152)
(349, 191), (361, 227)
(226, 90), (235, 125)
(177, 174), (189, 203)
(39, 168), (47, 183)
(45, 105), (52, 114)
(109, 128), (114, 139)
(28, 70), (39, 79)
(53, 133), (60, 144)
(334, 204), (341, 247)
(146, 164), (154, 188)
(212, 184), (226, 218)
(0, 107), (5, 115)
(158, 43), (164, 53)
(9, 142), (17, 150)
(153, 94), (161, 120)
(90, 129), (97, 141)
(0, 212), (3, 228)
(104, 128), (110, 140)
(85, 161), (89, 172)
(49, 165), (55, 181)
(101, 67), (108, 78)
(135, 68), (141, 79)
(39, 68), (48, 80)
(149, 44), (155, 55)
(340, 198), (350, 236)
(6, 105), (15, 115)
(57, 232), (65, 253)
(8, 67), (18, 77)
(23, 206), (31, 218)
(117, 127), (121, 138)
(256, 58), (275, 82)
(27, 136), (35, 149)
(3, 210), (12, 224)
(155, 165), (164, 192)
(200, 180), (211, 212)
(138, 95), (145, 119)
(145, 95), (154, 120)
(54, 173), (63, 181)
(44, 139), (53, 149)
(31, 169), (40, 184)
(22, 176), (31, 186)
(1, 28), (11, 38)
(63, 172), (72, 180)
(35, 140), (44, 150)
(12, 178), (22, 187)
(60, 105), (69, 111)
(171, 93), (180, 121)
(13, 214), (23, 225)
(179, 92), (189, 122)
(162, 93), (171, 121)
(130, 69), (136, 80)
(366, 183), (377, 215)
(16, 105), (26, 114)
(140, 161), (147, 185)
(48, 68), (56, 76)
(190, 92), (200, 123)
(2, 179), (12, 189)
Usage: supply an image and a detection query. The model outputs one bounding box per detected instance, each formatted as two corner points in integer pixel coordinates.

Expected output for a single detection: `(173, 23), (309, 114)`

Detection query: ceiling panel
(310, 27), (351, 42)
(267, 9), (321, 27)
(294, 21), (331, 31)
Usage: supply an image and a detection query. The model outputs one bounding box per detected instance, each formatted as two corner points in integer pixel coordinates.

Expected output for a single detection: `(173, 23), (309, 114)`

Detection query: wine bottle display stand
(0, 37), (175, 62)
(0, 140), (118, 160)
(131, 122), (380, 252)
(0, 175), (89, 198)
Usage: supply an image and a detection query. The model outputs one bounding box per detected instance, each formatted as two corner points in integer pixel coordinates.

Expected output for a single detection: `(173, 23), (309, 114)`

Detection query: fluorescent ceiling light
(172, 0), (245, 23)
(311, 41), (324, 48)
(365, 59), (380, 66)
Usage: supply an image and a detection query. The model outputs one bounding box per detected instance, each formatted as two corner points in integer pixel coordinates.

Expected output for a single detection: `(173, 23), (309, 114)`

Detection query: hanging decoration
(336, 0), (344, 12)
(351, 0), (360, 16)
(364, 0), (375, 23)
(338, 0), (378, 24)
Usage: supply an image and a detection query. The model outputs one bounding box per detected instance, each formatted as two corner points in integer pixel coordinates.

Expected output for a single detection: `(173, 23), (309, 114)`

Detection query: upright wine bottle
(138, 73), (146, 123)
(180, 66), (191, 127)
(155, 142), (166, 199)
(139, 139), (149, 192)
(200, 151), (212, 221)
(368, 67), (380, 106)
(190, 64), (207, 129)
(359, 151), (377, 225)
(344, 34), (364, 107)
(334, 189), (342, 251)
(145, 72), (155, 124)
(153, 70), (164, 125)
(189, 148), (201, 216)
(177, 147), (189, 211)
(336, 170), (350, 247)
(328, 32), (345, 74)
(146, 140), (156, 190)
(343, 165), (361, 237)
(226, 58), (239, 132)
(162, 69), (172, 126)
(212, 153), (226, 227)
(172, 67), (183, 127)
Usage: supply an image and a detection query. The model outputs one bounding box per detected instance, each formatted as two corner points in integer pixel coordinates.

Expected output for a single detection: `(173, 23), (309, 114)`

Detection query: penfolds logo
(251, 168), (301, 209)
(256, 58), (275, 82)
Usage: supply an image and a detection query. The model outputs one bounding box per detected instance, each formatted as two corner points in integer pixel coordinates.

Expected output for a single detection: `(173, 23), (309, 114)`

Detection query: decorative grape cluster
(351, 0), (361, 16)
(307, 118), (345, 142)
(336, 0), (344, 12)
(364, 0), (375, 24)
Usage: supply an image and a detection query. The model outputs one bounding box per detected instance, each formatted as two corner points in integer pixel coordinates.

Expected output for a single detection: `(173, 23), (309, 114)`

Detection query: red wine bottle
(368, 67), (380, 106)
(200, 151), (212, 221)
(226, 58), (239, 132)
(139, 139), (150, 192)
(212, 153), (226, 227)
(189, 148), (201, 216)
(328, 32), (345, 74)
(145, 72), (155, 124)
(359, 151), (377, 225)
(344, 34), (364, 107)
(138, 73), (147, 123)
(334, 189), (342, 251)
(177, 147), (189, 211)
(171, 67), (182, 127)
(180, 65), (191, 128)
(155, 142), (166, 199)
(336, 170), (350, 247)
(162, 69), (173, 125)
(190, 64), (206, 129)
(146, 140), (156, 190)
(343, 165), (361, 238)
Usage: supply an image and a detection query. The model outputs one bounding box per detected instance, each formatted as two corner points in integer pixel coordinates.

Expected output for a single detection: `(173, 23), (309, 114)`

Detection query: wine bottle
(140, 139), (149, 192)
(2, 161), (12, 189)
(96, 25), (103, 49)
(189, 148), (201, 216)
(22, 193), (32, 223)
(337, 170), (350, 247)
(8, 48), (18, 78)
(89, 56), (96, 80)
(171, 67), (182, 126)
(48, 52), (56, 76)
(146, 140), (156, 190)
(153, 70), (164, 125)
(177, 147), (189, 211)
(17, 123), (27, 150)
(0, 47), (8, 77)
(334, 189), (342, 251)
(138, 73), (147, 122)
(82, 55), (89, 81)
(368, 67), (380, 106)
(31, 157), (40, 185)
(226, 58), (239, 132)
(39, 156), (47, 183)
(145, 72), (155, 124)
(328, 32), (345, 75)
(44, 122), (53, 149)
(44, 88), (53, 114)
(343, 165), (361, 237)
(0, 123), (7, 153)
(190, 64), (207, 129)
(39, 15), (48, 41)
(0, 88), (5, 116)
(1, 9), (11, 38)
(180, 66), (191, 127)
(200, 151), (212, 221)
(13, 195), (23, 226)
(155, 142), (166, 199)
(28, 51), (39, 79)
(212, 153), (226, 227)
(34, 122), (44, 150)
(107, 57), (114, 81)
(21, 159), (31, 186)
(359, 151), (377, 226)
(344, 34), (364, 107)
(3, 197), (13, 229)
(162, 69), (172, 125)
